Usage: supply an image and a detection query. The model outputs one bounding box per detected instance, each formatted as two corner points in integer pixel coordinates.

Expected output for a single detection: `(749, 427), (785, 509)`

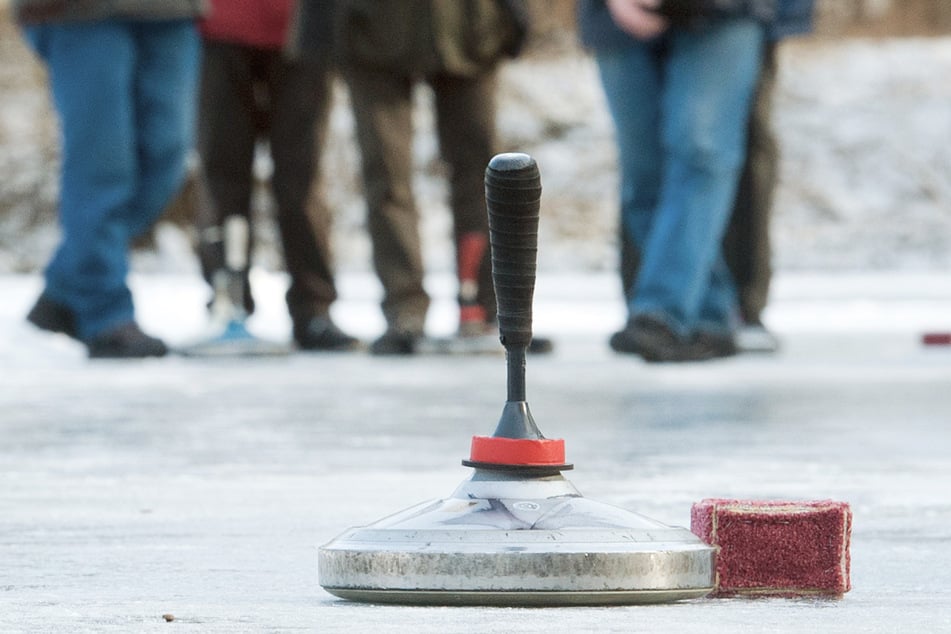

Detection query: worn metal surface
(319, 473), (715, 604)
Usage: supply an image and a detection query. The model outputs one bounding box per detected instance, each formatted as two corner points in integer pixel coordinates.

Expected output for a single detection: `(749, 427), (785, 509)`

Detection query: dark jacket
(287, 0), (336, 62)
(294, 0), (526, 76)
(770, 0), (815, 40)
(13, 0), (205, 24)
(577, 0), (814, 50)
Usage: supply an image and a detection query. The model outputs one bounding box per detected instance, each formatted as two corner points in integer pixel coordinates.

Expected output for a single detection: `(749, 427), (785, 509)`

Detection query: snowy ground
(1, 270), (950, 633)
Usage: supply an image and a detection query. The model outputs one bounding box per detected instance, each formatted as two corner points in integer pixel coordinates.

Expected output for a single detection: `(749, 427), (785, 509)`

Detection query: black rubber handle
(485, 153), (541, 351)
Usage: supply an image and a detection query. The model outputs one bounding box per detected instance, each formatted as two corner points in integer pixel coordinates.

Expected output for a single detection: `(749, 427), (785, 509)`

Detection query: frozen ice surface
(1, 271), (950, 633)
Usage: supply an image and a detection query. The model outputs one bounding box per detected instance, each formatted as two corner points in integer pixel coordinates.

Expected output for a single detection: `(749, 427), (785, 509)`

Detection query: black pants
(722, 44), (779, 324)
(196, 40), (338, 325)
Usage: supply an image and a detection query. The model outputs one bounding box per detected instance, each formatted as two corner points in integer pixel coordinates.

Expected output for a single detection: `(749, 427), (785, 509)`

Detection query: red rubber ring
(469, 436), (566, 466)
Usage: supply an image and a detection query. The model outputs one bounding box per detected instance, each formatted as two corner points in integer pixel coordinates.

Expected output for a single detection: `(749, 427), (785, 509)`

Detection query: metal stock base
(319, 472), (715, 606)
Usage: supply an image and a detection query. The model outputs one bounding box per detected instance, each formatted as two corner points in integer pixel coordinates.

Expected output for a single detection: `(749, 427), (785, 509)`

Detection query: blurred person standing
(607, 0), (815, 360)
(16, 0), (203, 358)
(297, 0), (530, 355)
(722, 0), (814, 352)
(194, 0), (359, 351)
(579, 0), (795, 362)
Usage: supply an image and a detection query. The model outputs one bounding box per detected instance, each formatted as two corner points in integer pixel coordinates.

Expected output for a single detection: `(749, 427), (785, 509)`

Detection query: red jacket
(200, 0), (293, 50)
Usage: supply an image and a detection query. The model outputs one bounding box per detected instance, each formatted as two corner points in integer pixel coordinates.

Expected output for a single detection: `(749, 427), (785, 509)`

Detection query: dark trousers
(344, 64), (498, 332)
(196, 40), (338, 325)
(722, 44), (778, 324)
(621, 44), (778, 325)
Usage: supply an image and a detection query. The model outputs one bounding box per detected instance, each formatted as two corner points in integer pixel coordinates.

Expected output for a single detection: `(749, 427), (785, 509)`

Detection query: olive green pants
(345, 65), (499, 332)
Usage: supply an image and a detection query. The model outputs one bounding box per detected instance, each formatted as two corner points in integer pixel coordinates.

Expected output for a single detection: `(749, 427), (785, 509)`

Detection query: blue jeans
(595, 19), (765, 336)
(24, 19), (199, 340)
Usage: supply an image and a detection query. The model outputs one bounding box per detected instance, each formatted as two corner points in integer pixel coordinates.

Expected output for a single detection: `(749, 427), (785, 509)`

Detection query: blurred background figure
(580, 0), (803, 362)
(300, 0), (529, 355)
(616, 0), (816, 356)
(723, 0), (815, 353)
(16, 0), (203, 358)
(194, 0), (359, 352)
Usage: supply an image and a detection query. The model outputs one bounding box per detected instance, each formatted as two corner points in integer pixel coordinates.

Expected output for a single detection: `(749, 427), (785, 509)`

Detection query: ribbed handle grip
(485, 153), (541, 350)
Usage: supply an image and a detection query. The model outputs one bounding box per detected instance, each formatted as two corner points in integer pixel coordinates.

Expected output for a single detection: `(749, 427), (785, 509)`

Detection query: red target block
(691, 499), (852, 597)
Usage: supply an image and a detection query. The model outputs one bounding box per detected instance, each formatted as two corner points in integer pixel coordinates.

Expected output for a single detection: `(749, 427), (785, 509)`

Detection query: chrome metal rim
(318, 473), (716, 605)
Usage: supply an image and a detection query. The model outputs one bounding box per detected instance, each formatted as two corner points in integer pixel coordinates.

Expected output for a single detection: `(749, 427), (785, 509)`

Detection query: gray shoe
(735, 320), (780, 353)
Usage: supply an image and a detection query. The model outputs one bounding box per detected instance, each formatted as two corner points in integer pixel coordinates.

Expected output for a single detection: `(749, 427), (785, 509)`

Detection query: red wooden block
(691, 499), (852, 597)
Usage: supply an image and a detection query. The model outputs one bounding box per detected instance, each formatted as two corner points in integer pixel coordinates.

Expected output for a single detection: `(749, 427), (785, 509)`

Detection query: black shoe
(528, 335), (554, 355)
(460, 318), (555, 355)
(27, 293), (78, 339)
(610, 314), (712, 362)
(294, 316), (360, 351)
(86, 322), (168, 359)
(370, 328), (422, 356)
(692, 329), (738, 359)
